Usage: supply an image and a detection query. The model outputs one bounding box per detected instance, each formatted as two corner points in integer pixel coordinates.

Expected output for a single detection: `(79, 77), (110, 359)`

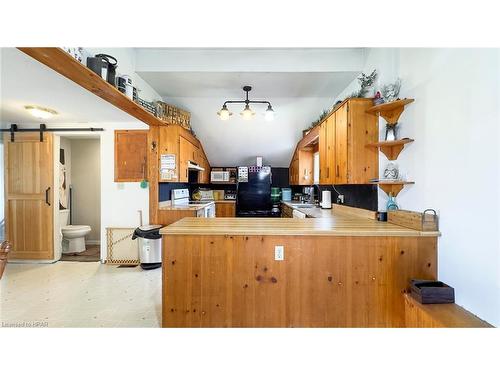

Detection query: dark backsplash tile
(271, 167), (290, 188)
(160, 166), (377, 211)
(290, 184), (378, 211)
(158, 182), (190, 201)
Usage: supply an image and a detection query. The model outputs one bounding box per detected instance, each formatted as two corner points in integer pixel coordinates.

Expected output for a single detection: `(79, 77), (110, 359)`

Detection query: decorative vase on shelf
(386, 193), (399, 211)
(385, 123), (398, 141)
(362, 86), (375, 98)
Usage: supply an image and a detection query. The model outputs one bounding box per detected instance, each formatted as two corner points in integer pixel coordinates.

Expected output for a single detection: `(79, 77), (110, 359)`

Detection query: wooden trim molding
(18, 47), (166, 127)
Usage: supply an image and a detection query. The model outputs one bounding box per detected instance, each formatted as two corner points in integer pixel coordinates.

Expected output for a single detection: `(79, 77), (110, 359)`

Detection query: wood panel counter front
(160, 216), (439, 327)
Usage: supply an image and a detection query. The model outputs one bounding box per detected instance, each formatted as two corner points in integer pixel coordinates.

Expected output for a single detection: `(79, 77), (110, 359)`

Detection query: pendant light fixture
(217, 86), (274, 121)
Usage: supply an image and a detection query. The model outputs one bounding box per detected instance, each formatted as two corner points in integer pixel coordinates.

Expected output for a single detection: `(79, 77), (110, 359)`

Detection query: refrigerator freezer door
(237, 169), (272, 212)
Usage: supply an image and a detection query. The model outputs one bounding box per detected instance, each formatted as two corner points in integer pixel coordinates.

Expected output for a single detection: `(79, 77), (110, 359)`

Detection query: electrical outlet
(275, 245), (284, 261)
(338, 194), (344, 204)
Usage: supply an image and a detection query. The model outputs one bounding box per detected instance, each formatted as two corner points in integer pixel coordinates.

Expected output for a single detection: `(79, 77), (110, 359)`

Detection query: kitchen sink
(291, 203), (315, 208)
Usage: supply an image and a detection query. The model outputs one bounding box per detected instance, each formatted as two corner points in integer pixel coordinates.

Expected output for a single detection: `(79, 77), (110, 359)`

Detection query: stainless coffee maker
(302, 187), (315, 204)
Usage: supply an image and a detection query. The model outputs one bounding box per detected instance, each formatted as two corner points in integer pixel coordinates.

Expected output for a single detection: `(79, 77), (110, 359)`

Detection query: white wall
(99, 123), (149, 260)
(336, 48), (500, 326)
(71, 138), (101, 243)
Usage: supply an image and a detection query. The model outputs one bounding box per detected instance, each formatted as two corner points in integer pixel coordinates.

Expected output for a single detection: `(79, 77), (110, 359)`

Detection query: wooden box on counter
(388, 209), (439, 232)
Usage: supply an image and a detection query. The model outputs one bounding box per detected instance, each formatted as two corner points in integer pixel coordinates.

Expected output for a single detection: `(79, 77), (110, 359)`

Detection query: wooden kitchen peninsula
(160, 215), (440, 328)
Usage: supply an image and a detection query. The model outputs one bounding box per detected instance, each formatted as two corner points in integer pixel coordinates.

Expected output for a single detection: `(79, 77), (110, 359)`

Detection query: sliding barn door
(4, 133), (54, 260)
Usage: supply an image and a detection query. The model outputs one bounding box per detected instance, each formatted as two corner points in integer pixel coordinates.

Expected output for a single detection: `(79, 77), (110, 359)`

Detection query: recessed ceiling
(137, 71), (359, 98)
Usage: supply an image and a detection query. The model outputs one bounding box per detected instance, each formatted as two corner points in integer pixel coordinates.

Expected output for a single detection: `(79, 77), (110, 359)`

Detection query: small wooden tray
(388, 209), (438, 231)
(411, 279), (455, 304)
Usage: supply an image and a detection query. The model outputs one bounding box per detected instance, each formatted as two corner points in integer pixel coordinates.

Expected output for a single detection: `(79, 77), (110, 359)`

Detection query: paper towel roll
(321, 191), (332, 209)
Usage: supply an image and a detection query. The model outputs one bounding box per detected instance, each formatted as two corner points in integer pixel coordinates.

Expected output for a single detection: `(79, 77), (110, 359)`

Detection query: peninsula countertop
(159, 214), (440, 237)
(281, 201), (377, 219)
(158, 200), (214, 211)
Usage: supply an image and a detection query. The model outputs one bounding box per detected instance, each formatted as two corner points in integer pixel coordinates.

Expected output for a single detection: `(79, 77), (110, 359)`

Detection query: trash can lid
(132, 225), (163, 240)
(138, 225), (163, 231)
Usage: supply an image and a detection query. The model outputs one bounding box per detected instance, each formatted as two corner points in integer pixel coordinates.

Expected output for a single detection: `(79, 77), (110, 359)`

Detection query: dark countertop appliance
(236, 166), (278, 217)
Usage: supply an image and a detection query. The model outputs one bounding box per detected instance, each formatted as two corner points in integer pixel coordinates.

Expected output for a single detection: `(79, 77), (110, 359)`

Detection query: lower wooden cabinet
(215, 201), (236, 217)
(281, 203), (293, 218)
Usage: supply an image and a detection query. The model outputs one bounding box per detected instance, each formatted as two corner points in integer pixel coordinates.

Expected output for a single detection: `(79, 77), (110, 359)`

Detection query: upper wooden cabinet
(334, 104), (349, 184)
(292, 98), (378, 186)
(290, 149), (314, 186)
(114, 130), (148, 182)
(318, 99), (378, 184)
(290, 127), (318, 186)
(158, 124), (210, 183)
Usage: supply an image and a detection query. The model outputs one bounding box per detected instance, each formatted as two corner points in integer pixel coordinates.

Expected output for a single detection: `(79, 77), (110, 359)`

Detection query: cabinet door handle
(336, 165), (340, 177)
(45, 187), (51, 206)
(327, 167), (329, 178)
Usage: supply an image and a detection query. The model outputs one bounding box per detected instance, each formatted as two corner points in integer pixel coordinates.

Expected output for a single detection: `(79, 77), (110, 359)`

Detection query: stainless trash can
(132, 225), (163, 270)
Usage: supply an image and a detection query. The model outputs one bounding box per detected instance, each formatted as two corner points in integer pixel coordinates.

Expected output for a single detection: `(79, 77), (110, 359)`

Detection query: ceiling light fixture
(216, 104), (232, 120)
(264, 104), (275, 122)
(24, 105), (58, 120)
(217, 86), (274, 121)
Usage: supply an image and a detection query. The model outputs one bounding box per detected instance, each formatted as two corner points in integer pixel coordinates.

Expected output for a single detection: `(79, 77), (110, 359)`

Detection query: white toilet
(60, 209), (91, 254)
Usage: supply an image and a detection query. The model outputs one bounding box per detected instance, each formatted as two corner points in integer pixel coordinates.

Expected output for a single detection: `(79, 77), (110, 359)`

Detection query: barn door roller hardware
(1, 124), (105, 142)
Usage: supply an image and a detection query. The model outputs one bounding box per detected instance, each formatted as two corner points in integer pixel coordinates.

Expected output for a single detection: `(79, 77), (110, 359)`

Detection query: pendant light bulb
(240, 104), (255, 120)
(217, 104), (232, 120)
(264, 104), (275, 121)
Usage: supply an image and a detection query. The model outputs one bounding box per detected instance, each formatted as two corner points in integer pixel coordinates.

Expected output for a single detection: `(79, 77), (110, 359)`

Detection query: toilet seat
(62, 225), (91, 232)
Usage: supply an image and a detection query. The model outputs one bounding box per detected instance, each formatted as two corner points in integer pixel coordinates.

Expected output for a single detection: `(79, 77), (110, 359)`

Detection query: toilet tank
(60, 209), (70, 227)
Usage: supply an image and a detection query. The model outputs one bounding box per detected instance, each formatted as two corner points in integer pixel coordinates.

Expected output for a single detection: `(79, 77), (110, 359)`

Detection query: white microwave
(211, 171), (230, 182)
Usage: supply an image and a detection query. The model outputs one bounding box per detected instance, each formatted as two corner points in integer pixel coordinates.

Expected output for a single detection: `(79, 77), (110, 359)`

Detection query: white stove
(171, 189), (215, 217)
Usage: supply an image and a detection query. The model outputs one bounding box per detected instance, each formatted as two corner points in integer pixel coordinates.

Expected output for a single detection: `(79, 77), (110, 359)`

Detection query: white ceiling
(136, 71), (358, 98)
(0, 48), (137, 126)
(164, 96), (334, 167)
(1, 47), (364, 167)
(136, 48), (363, 166)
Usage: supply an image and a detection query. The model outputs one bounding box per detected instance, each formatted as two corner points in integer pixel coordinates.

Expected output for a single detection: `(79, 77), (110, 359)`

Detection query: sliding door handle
(45, 187), (51, 206)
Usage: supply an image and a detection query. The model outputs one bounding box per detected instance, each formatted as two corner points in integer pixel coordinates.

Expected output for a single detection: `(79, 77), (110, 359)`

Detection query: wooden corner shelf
(17, 47), (167, 127)
(366, 138), (414, 160)
(366, 98), (415, 124)
(371, 181), (415, 196)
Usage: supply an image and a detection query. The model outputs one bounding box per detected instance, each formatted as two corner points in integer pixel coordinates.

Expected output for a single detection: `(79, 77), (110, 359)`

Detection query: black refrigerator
(236, 166), (276, 217)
